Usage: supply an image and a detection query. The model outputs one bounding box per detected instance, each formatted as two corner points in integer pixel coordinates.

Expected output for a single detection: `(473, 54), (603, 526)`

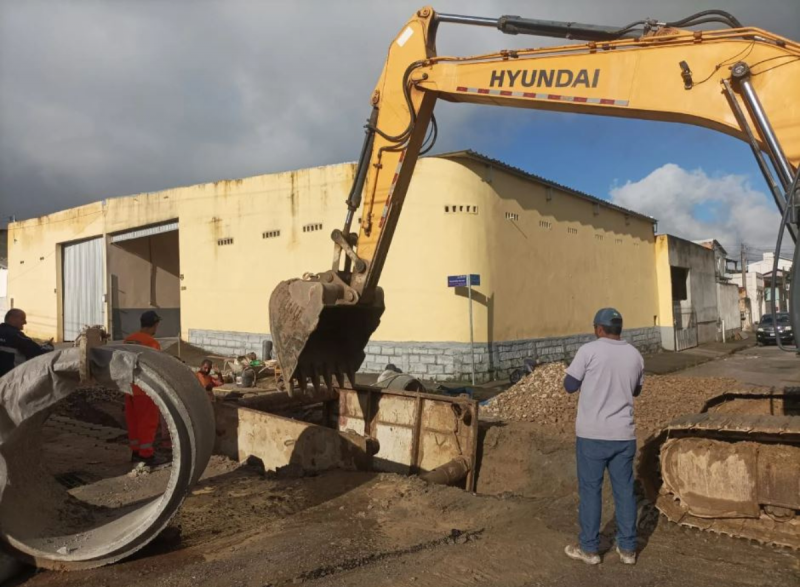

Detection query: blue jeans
(576, 437), (637, 553)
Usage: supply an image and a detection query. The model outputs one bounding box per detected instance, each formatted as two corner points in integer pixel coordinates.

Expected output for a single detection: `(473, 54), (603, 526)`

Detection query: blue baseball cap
(594, 307), (623, 327)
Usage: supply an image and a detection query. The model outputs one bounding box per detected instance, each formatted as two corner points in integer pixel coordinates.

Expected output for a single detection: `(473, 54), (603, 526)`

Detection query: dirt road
(11, 348), (800, 587)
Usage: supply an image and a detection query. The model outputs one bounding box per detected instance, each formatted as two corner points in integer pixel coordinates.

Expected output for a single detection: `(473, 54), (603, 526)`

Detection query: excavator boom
(270, 6), (800, 394)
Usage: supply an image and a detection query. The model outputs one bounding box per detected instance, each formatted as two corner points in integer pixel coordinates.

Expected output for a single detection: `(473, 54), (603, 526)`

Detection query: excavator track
(641, 406), (800, 550)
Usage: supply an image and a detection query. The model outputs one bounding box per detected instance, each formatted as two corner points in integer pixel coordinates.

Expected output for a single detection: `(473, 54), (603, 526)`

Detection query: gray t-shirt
(566, 338), (644, 441)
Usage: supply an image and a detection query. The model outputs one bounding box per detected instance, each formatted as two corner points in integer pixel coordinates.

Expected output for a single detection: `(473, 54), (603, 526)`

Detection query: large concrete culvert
(0, 345), (214, 570)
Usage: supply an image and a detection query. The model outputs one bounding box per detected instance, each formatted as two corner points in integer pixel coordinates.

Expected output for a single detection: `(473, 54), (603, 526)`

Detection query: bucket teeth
(294, 368), (306, 393)
(309, 365), (321, 393)
(334, 368), (346, 389)
(322, 365), (334, 391)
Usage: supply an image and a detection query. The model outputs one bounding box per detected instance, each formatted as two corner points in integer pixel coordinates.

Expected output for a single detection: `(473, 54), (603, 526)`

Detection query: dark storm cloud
(1, 0), (797, 223)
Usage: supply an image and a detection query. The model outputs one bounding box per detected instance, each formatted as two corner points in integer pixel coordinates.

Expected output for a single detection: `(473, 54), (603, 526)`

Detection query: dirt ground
(8, 347), (800, 587)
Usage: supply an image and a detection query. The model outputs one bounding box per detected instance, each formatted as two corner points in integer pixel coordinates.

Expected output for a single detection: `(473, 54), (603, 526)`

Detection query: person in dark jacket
(0, 309), (54, 377)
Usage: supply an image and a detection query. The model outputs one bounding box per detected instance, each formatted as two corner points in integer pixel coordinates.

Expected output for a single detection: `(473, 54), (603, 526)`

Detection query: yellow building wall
(654, 234), (675, 328)
(7, 157), (660, 345)
(426, 158), (658, 342)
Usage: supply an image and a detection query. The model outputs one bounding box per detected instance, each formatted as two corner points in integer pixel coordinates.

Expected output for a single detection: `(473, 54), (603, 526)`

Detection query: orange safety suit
(124, 331), (161, 458)
(196, 371), (223, 403)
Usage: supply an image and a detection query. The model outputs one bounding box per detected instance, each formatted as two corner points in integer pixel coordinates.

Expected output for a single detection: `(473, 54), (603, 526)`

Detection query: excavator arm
(269, 6), (800, 393)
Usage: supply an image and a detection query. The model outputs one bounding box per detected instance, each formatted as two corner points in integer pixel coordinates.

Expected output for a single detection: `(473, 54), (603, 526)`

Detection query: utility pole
(780, 265), (785, 312)
(741, 243), (750, 329)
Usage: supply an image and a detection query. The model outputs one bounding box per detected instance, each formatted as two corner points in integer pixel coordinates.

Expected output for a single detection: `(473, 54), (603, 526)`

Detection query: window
(671, 266), (689, 301)
(217, 237), (234, 246)
(567, 227), (578, 235)
(303, 223), (323, 233)
(262, 230), (281, 239)
(539, 220), (552, 229)
(505, 212), (519, 221)
(615, 238), (623, 245)
(595, 234), (604, 241)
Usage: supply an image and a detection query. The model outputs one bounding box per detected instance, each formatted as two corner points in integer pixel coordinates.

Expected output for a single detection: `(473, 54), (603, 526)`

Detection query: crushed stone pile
(482, 362), (741, 436)
(483, 363), (576, 428)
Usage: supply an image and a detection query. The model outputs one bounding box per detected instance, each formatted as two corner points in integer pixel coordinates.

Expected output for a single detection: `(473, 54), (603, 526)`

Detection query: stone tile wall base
(190, 327), (661, 384)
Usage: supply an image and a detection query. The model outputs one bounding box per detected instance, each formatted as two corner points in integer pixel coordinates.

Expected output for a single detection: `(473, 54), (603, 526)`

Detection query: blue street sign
(447, 275), (467, 287)
(447, 274), (480, 287)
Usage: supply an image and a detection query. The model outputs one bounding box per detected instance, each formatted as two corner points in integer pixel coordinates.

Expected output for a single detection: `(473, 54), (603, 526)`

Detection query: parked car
(756, 312), (793, 345)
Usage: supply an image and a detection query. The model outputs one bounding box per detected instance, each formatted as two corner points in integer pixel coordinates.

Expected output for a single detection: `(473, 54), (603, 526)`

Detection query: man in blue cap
(563, 308), (643, 566)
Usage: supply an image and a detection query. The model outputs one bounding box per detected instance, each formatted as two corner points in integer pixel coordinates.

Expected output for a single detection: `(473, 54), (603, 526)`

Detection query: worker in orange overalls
(196, 359), (223, 402)
(124, 310), (162, 464)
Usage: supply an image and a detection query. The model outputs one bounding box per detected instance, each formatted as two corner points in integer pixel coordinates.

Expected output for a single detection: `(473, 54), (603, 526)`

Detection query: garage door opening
(109, 223), (180, 340)
(63, 237), (105, 342)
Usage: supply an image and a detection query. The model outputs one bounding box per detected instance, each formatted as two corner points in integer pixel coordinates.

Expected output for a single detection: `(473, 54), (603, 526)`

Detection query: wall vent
(262, 230), (281, 239)
(445, 205), (479, 214)
(303, 223), (323, 233)
(505, 212), (519, 221)
(539, 220), (552, 229)
(595, 234), (604, 241)
(567, 227), (578, 235)
(217, 237), (234, 246)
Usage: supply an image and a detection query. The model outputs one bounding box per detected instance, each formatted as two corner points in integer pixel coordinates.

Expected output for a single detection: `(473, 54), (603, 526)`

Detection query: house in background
(654, 235), (719, 350)
(750, 252), (792, 316)
(694, 239), (740, 340)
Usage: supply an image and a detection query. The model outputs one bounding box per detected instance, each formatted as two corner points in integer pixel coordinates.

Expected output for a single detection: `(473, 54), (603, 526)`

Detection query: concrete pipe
(0, 345), (214, 570)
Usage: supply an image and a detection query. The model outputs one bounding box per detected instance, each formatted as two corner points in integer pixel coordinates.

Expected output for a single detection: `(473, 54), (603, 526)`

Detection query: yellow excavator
(269, 7), (800, 547)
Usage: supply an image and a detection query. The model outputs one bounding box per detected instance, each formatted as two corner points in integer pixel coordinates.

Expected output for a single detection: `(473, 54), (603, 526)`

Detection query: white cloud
(610, 163), (784, 254)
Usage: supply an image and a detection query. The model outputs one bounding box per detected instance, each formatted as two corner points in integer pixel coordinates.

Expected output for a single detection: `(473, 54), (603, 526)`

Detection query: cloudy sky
(1, 0), (798, 255)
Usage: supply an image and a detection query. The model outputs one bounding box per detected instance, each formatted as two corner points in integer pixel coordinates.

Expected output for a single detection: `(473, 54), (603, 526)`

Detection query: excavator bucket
(269, 278), (384, 396)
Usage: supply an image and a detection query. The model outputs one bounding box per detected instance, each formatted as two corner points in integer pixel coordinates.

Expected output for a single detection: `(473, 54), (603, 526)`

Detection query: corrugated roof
(433, 149), (656, 224)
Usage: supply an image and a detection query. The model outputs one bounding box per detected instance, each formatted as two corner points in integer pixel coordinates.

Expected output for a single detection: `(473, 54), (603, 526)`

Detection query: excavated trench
(0, 346), (214, 571)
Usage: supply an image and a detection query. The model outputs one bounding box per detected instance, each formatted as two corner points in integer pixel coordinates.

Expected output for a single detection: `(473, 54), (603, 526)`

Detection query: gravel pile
(482, 362), (740, 436)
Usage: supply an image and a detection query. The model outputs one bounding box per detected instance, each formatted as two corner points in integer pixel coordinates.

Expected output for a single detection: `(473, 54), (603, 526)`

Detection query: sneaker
(564, 544), (601, 565)
(616, 545), (636, 565)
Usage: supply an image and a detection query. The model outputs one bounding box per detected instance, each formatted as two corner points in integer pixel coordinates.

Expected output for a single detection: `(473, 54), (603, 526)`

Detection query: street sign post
(447, 274), (480, 384)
